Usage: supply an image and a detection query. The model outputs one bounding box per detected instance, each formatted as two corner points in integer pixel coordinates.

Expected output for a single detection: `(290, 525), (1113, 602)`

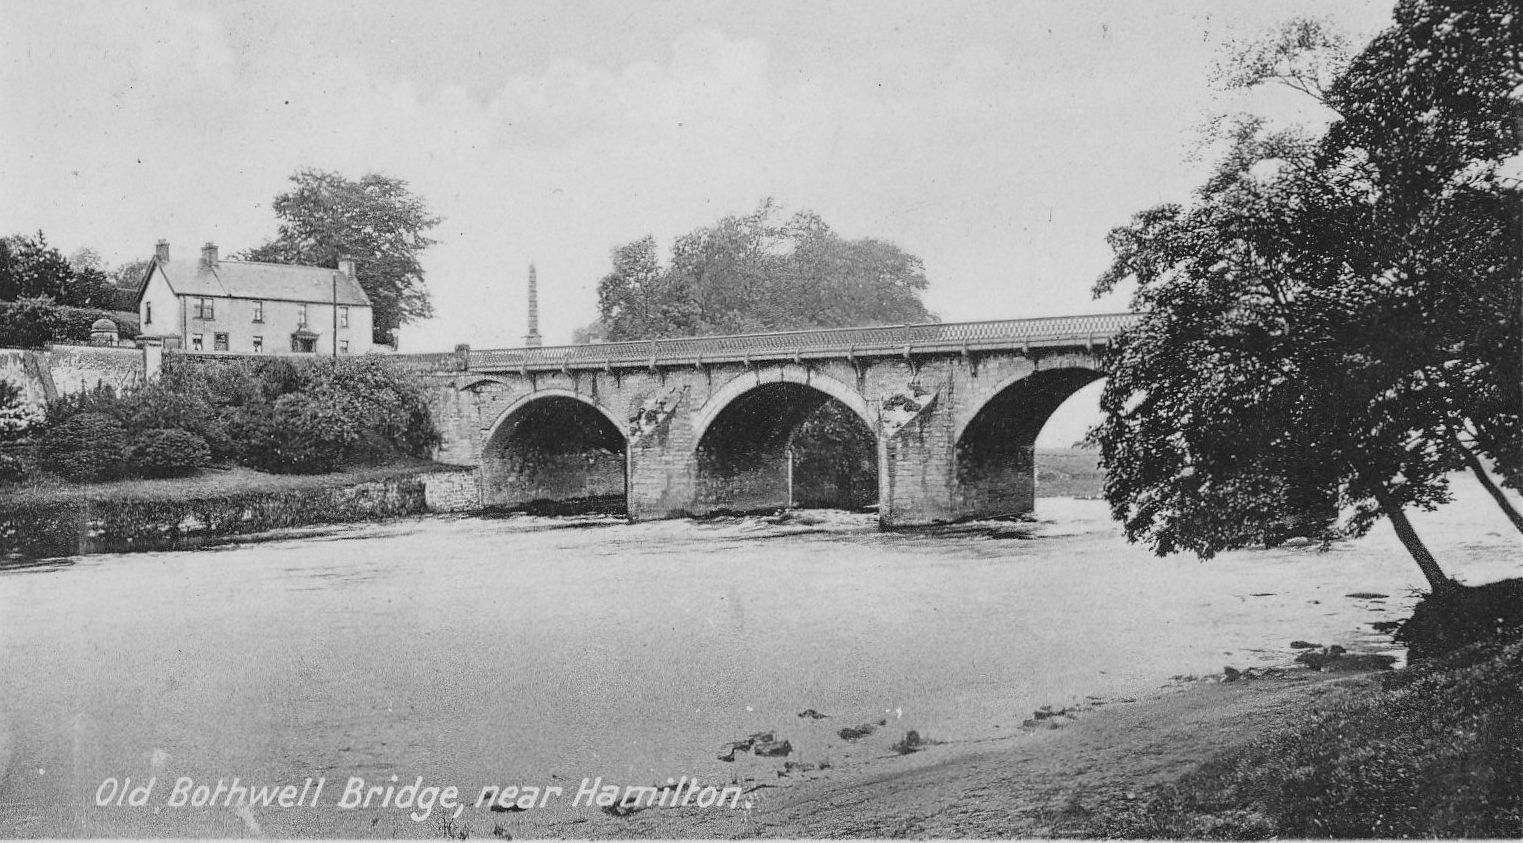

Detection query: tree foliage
(0, 232), (118, 308)
(597, 201), (933, 341)
(1091, 1), (1520, 591)
(243, 169), (441, 345)
(40, 412), (128, 482)
(127, 428), (212, 478)
(40, 356), (439, 480)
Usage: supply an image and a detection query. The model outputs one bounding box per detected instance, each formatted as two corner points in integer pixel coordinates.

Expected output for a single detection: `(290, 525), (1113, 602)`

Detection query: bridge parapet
(401, 312), (1140, 374)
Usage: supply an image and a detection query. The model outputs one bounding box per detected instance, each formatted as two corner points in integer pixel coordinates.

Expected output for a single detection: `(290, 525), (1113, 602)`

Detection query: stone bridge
(403, 313), (1139, 526)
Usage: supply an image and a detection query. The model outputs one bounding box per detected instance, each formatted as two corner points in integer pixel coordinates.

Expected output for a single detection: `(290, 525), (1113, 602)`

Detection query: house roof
(140, 257), (371, 307)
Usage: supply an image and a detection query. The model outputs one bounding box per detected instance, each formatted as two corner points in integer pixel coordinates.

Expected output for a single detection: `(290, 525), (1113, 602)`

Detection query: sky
(1, 0), (1398, 442)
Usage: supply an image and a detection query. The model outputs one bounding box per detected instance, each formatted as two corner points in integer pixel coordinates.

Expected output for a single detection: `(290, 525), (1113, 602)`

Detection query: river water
(0, 479), (1516, 837)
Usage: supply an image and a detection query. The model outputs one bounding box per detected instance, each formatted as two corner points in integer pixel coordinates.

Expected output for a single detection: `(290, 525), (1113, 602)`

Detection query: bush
(0, 297), (68, 348)
(0, 452), (28, 483)
(0, 297), (138, 348)
(127, 428), (211, 478)
(117, 381), (232, 462)
(0, 379), (42, 442)
(44, 383), (123, 428)
(35, 356), (439, 480)
(40, 412), (128, 481)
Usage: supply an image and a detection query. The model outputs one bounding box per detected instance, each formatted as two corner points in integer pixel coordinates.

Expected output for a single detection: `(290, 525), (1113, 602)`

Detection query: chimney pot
(155, 240), (170, 262)
(337, 257), (356, 277)
(200, 242), (218, 266)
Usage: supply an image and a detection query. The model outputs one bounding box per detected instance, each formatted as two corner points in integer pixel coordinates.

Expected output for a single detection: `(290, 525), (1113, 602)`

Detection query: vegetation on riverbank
(0, 459), (473, 559)
(3, 353), (440, 485)
(1065, 616), (1523, 839)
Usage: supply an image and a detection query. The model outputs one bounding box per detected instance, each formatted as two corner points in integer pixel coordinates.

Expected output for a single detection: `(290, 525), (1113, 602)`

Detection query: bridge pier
(625, 393), (699, 521)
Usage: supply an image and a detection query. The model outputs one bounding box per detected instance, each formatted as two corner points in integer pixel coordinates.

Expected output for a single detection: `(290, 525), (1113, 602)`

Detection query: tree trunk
(1454, 434), (1523, 534)
(1373, 487), (1456, 593)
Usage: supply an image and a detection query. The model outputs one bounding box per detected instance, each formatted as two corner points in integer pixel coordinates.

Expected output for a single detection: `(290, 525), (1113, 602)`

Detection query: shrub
(117, 381), (232, 461)
(0, 298), (138, 348)
(127, 428), (211, 478)
(0, 379), (42, 442)
(0, 297), (68, 348)
(44, 383), (123, 427)
(40, 412), (128, 481)
(0, 452), (28, 483)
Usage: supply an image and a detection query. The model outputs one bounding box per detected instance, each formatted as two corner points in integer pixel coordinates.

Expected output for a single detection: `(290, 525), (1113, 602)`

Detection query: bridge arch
(691, 367), (879, 514)
(479, 389), (628, 514)
(692, 366), (874, 444)
(953, 364), (1106, 519)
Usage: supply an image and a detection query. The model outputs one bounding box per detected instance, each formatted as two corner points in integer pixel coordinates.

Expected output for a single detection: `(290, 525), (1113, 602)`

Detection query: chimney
(338, 257), (356, 277)
(200, 242), (218, 267)
(524, 262), (542, 347)
(155, 239), (170, 262)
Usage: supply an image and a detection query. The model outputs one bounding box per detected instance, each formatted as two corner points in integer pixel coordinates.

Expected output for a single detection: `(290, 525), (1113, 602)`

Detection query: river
(0, 478), (1516, 837)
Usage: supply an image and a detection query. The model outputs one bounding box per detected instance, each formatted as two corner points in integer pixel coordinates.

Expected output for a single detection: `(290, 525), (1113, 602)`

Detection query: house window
(191, 333), (203, 351)
(214, 332), (229, 351)
(194, 297), (214, 320)
(297, 304), (308, 327)
(339, 339), (349, 354)
(145, 301), (152, 325)
(339, 306), (349, 328)
(252, 335), (263, 353)
(292, 335), (316, 353)
(252, 301), (264, 323)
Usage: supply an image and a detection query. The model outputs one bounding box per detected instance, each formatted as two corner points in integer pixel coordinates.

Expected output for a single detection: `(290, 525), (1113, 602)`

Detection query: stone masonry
(420, 345), (1112, 527)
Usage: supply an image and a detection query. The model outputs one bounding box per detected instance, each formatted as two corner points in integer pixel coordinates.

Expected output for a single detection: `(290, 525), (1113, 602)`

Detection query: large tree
(597, 201), (933, 341)
(1091, 1), (1521, 592)
(1317, 0), (1522, 495)
(243, 169), (441, 346)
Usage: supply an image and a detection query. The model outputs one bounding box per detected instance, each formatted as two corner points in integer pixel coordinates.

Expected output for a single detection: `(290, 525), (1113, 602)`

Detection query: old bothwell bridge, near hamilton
(399, 313), (1139, 526)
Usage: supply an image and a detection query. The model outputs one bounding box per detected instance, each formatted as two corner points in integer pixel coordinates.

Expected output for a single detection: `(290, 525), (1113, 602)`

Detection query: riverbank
(0, 459), (477, 558)
(511, 627), (1520, 839)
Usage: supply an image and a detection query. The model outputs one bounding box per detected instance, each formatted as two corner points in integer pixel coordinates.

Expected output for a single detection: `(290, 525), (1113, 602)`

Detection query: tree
(0, 232), (116, 307)
(597, 201), (933, 341)
(243, 169), (442, 345)
(597, 236), (699, 340)
(1091, 2), (1521, 591)
(1316, 0), (1522, 495)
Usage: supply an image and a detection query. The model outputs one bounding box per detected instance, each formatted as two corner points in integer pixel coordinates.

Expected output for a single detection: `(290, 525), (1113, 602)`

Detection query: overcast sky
(2, 0), (1396, 441)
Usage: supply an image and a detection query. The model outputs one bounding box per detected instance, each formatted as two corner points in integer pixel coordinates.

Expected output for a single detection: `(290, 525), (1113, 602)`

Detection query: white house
(135, 240), (374, 355)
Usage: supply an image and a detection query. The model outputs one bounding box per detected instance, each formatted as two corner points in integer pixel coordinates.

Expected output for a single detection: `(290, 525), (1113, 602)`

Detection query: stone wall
(0, 468), (484, 559)
(0, 344), (147, 407)
(419, 469), (482, 513)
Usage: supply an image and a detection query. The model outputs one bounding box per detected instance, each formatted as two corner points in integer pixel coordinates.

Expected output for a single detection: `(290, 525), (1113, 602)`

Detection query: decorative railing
(398, 312), (1142, 373)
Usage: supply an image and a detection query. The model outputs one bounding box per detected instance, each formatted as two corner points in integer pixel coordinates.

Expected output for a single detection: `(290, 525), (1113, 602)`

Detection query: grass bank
(1060, 626), (1523, 838)
(553, 607), (1521, 838)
